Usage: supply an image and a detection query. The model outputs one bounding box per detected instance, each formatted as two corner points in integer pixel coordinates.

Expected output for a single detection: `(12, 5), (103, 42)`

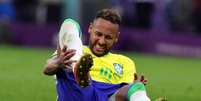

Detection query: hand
(134, 73), (148, 85)
(57, 45), (77, 68)
(43, 45), (76, 75)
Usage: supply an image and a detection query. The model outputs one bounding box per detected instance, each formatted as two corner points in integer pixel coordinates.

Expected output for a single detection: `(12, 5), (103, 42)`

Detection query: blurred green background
(0, 45), (200, 101)
(1, 0), (201, 101)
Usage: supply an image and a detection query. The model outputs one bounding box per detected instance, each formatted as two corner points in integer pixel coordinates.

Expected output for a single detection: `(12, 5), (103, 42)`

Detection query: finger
(60, 45), (69, 56)
(142, 79), (148, 85)
(64, 49), (76, 56)
(140, 75), (144, 82)
(134, 73), (138, 81)
(64, 60), (77, 65)
(62, 45), (67, 53)
(63, 51), (76, 60)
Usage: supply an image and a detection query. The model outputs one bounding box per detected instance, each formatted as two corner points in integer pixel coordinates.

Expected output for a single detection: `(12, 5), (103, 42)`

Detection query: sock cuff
(127, 82), (145, 99)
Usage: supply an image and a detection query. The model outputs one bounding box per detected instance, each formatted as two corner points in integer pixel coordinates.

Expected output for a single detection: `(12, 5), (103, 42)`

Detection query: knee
(115, 92), (127, 101)
(115, 85), (130, 101)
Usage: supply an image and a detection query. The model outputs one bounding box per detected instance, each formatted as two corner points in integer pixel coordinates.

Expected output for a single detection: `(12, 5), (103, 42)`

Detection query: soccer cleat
(74, 54), (93, 88)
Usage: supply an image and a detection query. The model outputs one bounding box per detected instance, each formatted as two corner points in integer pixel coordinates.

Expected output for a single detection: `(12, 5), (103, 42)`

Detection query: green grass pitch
(0, 45), (200, 101)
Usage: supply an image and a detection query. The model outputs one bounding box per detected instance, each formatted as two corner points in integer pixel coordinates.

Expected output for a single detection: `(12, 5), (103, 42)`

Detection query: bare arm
(43, 45), (76, 76)
(43, 56), (64, 75)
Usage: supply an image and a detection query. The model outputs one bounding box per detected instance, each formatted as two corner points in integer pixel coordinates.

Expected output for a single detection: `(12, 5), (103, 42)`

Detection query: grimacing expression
(88, 18), (119, 57)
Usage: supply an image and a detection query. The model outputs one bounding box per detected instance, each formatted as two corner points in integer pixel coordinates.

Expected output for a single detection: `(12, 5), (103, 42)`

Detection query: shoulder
(111, 53), (132, 60)
(110, 53), (135, 64)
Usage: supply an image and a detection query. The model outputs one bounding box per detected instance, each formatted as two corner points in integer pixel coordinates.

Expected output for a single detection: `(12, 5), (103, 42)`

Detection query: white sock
(128, 82), (151, 101)
(130, 90), (151, 101)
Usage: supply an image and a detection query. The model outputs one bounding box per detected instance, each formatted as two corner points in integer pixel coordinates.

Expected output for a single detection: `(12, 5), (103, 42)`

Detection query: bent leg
(109, 82), (150, 101)
(128, 82), (150, 101)
(58, 19), (94, 88)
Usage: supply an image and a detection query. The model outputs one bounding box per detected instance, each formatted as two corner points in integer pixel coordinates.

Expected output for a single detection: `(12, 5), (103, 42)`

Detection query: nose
(98, 36), (106, 45)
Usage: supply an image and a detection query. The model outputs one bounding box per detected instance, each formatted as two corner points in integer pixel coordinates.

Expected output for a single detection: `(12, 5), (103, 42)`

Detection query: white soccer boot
(58, 18), (83, 69)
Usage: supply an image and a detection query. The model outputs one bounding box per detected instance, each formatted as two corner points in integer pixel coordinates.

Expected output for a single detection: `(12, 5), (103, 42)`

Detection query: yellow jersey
(83, 46), (136, 84)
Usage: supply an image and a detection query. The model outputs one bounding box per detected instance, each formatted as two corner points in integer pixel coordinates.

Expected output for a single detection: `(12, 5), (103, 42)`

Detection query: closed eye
(105, 35), (113, 40)
(95, 31), (103, 37)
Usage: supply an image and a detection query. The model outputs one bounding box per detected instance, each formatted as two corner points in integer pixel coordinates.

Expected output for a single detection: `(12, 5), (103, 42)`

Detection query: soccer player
(43, 9), (150, 101)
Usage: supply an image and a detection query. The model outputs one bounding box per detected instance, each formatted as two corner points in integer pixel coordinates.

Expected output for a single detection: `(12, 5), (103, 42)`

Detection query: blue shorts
(56, 70), (127, 101)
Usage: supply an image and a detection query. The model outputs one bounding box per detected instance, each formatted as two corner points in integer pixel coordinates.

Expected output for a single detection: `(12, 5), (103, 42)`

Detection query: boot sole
(76, 54), (93, 87)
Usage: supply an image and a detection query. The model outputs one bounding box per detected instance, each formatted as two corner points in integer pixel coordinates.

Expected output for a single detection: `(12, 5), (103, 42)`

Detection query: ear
(88, 23), (93, 34)
(115, 32), (120, 43)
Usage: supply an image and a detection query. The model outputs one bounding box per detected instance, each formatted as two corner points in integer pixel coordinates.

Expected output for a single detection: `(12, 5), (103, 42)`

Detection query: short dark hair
(94, 9), (121, 25)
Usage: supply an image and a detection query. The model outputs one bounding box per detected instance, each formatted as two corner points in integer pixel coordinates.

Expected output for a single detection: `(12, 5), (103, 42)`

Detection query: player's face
(88, 18), (119, 57)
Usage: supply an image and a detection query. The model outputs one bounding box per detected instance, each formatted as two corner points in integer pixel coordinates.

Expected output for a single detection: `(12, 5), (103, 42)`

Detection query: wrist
(54, 56), (66, 69)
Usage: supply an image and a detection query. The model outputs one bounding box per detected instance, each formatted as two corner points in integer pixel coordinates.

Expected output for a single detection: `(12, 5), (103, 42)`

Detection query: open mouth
(94, 45), (105, 53)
